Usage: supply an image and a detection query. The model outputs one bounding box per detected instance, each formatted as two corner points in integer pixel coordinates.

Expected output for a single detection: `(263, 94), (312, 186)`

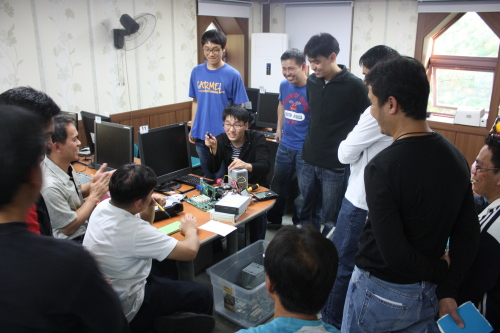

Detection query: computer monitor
(138, 122), (193, 191)
(94, 122), (134, 170)
(244, 87), (260, 129)
(60, 111), (78, 130)
(80, 111), (112, 155)
(256, 92), (279, 130)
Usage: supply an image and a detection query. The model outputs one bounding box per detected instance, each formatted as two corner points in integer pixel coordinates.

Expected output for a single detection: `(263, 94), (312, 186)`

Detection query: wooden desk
(73, 157), (275, 280)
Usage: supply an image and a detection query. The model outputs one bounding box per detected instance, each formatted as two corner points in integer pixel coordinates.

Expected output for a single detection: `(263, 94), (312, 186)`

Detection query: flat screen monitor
(138, 122), (192, 191)
(80, 111), (112, 155)
(256, 92), (279, 130)
(94, 122), (134, 170)
(244, 87), (260, 113)
(60, 111), (78, 130)
(244, 87), (260, 129)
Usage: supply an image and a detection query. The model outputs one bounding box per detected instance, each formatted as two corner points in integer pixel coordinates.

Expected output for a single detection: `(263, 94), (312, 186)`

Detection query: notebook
(437, 301), (493, 333)
(158, 221), (181, 235)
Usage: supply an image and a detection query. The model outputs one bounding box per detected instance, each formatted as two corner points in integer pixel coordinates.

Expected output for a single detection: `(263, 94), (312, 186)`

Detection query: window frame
(427, 13), (498, 116)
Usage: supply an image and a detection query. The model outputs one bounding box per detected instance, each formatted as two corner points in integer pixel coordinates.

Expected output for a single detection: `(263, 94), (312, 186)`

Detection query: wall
(350, 0), (418, 78)
(0, 0), (197, 115)
(265, 0), (417, 77)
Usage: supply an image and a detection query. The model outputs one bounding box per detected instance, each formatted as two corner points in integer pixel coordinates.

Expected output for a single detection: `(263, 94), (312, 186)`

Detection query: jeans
(342, 266), (438, 333)
(298, 162), (346, 236)
(237, 213), (267, 250)
(322, 198), (367, 329)
(267, 144), (304, 225)
(195, 139), (225, 181)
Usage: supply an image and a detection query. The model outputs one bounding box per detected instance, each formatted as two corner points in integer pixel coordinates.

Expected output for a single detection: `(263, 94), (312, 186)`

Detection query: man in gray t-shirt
(41, 115), (111, 240)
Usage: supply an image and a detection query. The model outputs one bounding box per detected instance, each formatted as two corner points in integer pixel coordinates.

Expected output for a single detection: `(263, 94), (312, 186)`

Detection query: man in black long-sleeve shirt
(341, 57), (480, 332)
(205, 104), (270, 243)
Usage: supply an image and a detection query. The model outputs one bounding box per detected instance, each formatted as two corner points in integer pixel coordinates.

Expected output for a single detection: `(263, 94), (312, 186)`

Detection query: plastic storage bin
(206, 240), (274, 328)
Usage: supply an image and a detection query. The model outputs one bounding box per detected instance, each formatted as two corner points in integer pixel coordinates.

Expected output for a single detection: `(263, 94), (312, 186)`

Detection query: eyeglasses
(223, 123), (245, 130)
(472, 162), (500, 173)
(203, 48), (222, 55)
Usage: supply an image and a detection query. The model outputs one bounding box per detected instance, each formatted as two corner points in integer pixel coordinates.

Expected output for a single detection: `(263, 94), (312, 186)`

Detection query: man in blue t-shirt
(267, 49), (310, 228)
(189, 29), (248, 181)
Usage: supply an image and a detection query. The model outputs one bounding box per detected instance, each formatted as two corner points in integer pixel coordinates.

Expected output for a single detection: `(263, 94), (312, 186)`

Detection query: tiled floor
(194, 213), (294, 333)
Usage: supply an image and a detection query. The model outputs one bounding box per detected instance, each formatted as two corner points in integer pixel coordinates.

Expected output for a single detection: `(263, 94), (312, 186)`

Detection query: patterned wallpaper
(0, 0), (418, 114)
(0, 0), (197, 115)
(350, 0), (418, 78)
(262, 0), (417, 78)
(270, 3), (285, 34)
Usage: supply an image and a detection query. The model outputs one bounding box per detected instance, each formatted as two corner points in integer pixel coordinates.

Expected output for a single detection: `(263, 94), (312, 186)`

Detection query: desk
(73, 157), (275, 281)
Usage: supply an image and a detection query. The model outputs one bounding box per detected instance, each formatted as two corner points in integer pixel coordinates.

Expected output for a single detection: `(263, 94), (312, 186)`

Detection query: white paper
(199, 220), (237, 237)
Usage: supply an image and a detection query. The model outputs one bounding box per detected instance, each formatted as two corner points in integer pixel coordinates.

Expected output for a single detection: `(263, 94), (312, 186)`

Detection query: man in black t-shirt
(342, 57), (480, 332)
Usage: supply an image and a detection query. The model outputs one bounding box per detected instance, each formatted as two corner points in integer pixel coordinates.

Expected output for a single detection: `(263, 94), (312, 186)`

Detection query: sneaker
(154, 313), (215, 333)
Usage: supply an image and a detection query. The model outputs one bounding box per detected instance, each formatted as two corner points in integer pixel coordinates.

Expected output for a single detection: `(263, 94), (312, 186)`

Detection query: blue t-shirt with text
(189, 63), (248, 140)
(278, 79), (310, 151)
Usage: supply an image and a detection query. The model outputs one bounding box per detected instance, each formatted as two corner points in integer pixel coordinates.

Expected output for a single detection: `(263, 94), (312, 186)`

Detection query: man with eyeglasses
(452, 134), (500, 331)
(205, 104), (270, 244)
(189, 29), (248, 181)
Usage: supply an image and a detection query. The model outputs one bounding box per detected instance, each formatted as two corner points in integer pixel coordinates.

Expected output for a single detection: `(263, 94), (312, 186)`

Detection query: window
(427, 13), (499, 116)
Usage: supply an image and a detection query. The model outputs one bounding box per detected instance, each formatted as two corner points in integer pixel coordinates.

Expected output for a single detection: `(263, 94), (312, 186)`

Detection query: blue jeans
(298, 162), (346, 236)
(322, 198), (367, 328)
(195, 139), (225, 181)
(342, 267), (438, 333)
(267, 144), (304, 225)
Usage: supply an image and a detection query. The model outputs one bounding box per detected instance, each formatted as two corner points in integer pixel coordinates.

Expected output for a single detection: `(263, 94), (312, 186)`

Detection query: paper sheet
(199, 220), (237, 236)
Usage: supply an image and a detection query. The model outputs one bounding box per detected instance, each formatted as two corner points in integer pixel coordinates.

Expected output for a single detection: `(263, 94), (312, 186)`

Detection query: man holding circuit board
(205, 104), (271, 244)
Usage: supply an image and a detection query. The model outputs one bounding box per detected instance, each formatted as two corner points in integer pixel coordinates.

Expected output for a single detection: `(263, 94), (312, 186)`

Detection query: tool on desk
(154, 198), (165, 211)
(247, 184), (259, 192)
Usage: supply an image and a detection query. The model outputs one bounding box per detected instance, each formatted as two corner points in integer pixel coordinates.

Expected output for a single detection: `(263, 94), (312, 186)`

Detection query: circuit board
(184, 180), (220, 211)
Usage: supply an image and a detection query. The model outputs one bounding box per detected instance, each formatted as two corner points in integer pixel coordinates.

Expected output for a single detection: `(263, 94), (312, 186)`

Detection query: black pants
(129, 260), (213, 333)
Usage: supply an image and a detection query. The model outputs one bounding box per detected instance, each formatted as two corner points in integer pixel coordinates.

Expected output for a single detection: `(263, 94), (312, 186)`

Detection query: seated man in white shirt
(83, 163), (214, 333)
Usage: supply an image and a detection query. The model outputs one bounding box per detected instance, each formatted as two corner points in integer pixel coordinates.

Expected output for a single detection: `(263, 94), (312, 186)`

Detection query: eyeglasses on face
(223, 123), (245, 130)
(472, 162), (500, 173)
(203, 48), (221, 55)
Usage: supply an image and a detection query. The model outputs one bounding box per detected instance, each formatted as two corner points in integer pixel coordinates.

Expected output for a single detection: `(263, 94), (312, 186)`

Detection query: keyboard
(175, 174), (203, 187)
(76, 172), (91, 184)
(263, 132), (276, 139)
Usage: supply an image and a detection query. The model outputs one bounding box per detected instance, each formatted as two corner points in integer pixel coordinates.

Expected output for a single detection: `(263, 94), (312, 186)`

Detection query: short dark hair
(486, 134), (500, 173)
(48, 115), (76, 155)
(109, 164), (157, 206)
(51, 114), (75, 144)
(359, 45), (400, 70)
(222, 104), (250, 124)
(0, 86), (60, 127)
(265, 225), (338, 315)
(281, 48), (305, 67)
(0, 106), (45, 207)
(201, 29), (226, 49)
(304, 33), (340, 59)
(365, 56), (429, 120)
